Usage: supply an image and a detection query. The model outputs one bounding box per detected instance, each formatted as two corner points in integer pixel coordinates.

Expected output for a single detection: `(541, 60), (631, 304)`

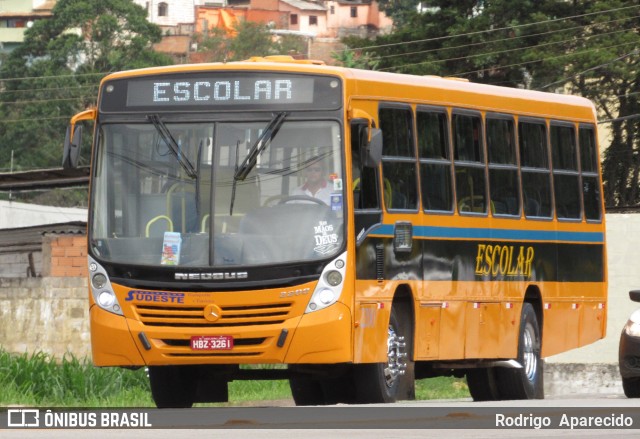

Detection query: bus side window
(417, 107), (453, 212)
(487, 116), (520, 216)
(551, 123), (580, 220)
(519, 120), (552, 218)
(453, 112), (486, 214)
(379, 106), (418, 211)
(579, 125), (602, 221)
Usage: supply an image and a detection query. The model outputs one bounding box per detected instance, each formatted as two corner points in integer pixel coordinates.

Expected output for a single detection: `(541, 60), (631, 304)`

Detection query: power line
(378, 25), (638, 72)
(0, 70), (110, 84)
(537, 49), (639, 91)
(447, 40), (638, 79)
(0, 96), (97, 106)
(0, 84), (99, 95)
(372, 13), (639, 64)
(345, 4), (640, 54)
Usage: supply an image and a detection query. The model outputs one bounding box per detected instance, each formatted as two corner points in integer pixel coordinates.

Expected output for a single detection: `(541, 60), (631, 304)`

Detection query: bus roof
(101, 59), (597, 122)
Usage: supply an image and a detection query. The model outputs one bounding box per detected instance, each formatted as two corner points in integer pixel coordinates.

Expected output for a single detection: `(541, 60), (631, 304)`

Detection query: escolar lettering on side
(475, 244), (535, 278)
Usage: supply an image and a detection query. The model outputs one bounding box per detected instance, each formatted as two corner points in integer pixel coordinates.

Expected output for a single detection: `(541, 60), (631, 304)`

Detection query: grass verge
(0, 349), (469, 407)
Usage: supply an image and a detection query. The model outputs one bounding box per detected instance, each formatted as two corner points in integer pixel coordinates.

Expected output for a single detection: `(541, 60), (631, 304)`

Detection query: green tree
(376, 0), (422, 29)
(0, 0), (172, 174)
(331, 47), (379, 69)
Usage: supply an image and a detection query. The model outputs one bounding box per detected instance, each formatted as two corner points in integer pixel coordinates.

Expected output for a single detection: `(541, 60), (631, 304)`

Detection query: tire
(622, 377), (640, 398)
(496, 302), (544, 399)
(289, 374), (326, 406)
(466, 367), (500, 401)
(148, 366), (196, 408)
(354, 303), (415, 403)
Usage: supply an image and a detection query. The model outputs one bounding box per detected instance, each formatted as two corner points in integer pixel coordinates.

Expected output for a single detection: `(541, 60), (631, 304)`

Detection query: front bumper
(90, 300), (352, 367)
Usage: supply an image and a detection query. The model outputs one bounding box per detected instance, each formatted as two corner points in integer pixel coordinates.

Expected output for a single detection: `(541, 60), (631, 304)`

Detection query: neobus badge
(475, 244), (535, 278)
(175, 271), (248, 280)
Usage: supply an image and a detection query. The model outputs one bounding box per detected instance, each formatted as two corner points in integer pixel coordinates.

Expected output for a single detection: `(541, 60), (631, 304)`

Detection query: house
(137, 0), (391, 63)
(325, 0), (392, 39)
(0, 0), (56, 54)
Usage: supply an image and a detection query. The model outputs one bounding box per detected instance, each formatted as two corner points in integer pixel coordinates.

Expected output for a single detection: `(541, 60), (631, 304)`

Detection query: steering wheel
(263, 194), (327, 206)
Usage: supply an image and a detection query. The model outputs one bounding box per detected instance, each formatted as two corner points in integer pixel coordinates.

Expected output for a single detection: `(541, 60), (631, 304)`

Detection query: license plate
(190, 335), (234, 350)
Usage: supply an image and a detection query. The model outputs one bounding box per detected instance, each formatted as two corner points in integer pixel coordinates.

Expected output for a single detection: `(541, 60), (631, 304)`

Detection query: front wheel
(496, 302), (544, 399)
(289, 373), (325, 406)
(148, 366), (196, 408)
(354, 303), (415, 403)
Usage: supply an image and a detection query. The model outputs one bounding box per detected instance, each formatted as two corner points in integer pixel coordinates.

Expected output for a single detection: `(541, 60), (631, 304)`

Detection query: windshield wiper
(148, 114), (197, 179)
(234, 112), (288, 181)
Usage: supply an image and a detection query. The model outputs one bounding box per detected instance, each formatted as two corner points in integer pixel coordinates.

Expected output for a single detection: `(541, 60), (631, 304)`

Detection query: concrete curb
(544, 362), (623, 396)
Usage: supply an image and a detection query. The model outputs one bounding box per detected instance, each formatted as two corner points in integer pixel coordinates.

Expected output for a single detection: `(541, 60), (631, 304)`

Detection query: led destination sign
(98, 72), (342, 112)
(127, 77), (315, 107)
(101, 72), (341, 112)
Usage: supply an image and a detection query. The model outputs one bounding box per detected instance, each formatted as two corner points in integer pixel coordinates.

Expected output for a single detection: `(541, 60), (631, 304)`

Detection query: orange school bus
(64, 56), (607, 407)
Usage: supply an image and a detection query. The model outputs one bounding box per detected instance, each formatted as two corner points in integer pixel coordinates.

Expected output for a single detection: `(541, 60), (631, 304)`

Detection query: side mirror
(630, 290), (640, 303)
(363, 128), (382, 168)
(62, 125), (83, 169)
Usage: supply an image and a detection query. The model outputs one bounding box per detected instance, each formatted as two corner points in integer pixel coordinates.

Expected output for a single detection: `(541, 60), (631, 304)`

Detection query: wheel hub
(384, 326), (407, 388)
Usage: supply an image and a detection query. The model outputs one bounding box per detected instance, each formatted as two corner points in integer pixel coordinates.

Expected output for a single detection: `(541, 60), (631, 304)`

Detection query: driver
(291, 158), (333, 205)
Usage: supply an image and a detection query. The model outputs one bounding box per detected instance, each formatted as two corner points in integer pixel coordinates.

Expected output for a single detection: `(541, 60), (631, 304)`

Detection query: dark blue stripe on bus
(373, 224), (604, 243)
(356, 222), (606, 282)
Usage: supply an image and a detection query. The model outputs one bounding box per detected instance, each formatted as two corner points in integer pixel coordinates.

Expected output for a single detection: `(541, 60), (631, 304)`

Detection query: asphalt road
(2, 393), (639, 438)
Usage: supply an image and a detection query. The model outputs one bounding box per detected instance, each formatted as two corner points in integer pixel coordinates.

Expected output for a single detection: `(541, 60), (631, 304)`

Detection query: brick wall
(43, 235), (88, 278)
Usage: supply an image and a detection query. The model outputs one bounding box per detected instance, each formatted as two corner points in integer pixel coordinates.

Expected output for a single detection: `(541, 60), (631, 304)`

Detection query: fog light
(98, 291), (116, 307)
(325, 270), (342, 286)
(318, 289), (335, 305)
(92, 273), (107, 289)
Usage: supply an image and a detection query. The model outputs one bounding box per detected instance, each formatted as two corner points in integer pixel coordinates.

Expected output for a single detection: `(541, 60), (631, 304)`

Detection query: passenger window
(380, 107), (414, 157)
(487, 117), (519, 216)
(417, 108), (453, 212)
(453, 113), (483, 162)
(379, 106), (418, 210)
(551, 124), (580, 220)
(579, 125), (601, 221)
(519, 120), (552, 218)
(453, 113), (486, 214)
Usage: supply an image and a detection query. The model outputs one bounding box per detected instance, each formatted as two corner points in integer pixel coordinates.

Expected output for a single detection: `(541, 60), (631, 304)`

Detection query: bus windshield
(90, 117), (345, 268)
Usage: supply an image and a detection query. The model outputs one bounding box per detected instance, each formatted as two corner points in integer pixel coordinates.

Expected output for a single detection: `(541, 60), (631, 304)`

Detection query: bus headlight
(325, 270), (342, 286)
(306, 252), (347, 314)
(89, 256), (123, 316)
(98, 291), (116, 307)
(92, 273), (108, 289)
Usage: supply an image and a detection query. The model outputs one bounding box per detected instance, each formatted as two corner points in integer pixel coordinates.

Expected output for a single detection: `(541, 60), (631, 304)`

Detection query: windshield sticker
(313, 221), (339, 255)
(330, 193), (343, 212)
(332, 178), (343, 191)
(161, 232), (182, 265)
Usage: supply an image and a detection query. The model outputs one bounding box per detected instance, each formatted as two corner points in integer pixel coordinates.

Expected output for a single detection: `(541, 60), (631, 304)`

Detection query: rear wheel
(622, 377), (640, 398)
(496, 302), (544, 399)
(354, 303), (415, 403)
(148, 366), (196, 408)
